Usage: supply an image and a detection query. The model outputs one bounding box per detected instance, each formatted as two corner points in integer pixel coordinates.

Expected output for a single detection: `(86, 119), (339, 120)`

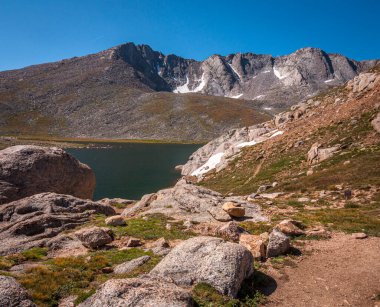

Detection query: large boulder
(0, 192), (115, 255)
(0, 145), (95, 204)
(78, 277), (193, 307)
(149, 236), (253, 297)
(0, 275), (35, 306)
(74, 226), (114, 249)
(122, 179), (267, 223)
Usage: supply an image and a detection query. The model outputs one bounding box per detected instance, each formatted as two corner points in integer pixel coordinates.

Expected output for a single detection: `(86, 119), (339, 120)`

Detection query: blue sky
(0, 0), (379, 71)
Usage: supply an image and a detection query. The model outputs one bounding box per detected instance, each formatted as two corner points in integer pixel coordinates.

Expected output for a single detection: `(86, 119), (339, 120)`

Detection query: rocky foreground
(0, 68), (379, 306)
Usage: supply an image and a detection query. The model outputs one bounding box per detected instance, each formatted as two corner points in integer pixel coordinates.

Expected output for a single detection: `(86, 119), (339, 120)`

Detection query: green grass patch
(21, 247), (49, 261)
(89, 213), (195, 240)
(286, 200), (305, 208)
(192, 283), (240, 307)
(294, 204), (380, 236)
(17, 248), (157, 306)
(239, 222), (272, 235)
(0, 247), (49, 270)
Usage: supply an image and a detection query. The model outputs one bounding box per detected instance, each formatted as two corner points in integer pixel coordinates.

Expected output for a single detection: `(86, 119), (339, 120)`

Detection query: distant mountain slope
(104, 43), (378, 107)
(0, 42), (377, 141)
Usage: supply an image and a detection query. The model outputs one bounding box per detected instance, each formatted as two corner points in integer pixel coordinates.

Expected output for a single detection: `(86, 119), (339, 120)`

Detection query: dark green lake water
(67, 143), (200, 201)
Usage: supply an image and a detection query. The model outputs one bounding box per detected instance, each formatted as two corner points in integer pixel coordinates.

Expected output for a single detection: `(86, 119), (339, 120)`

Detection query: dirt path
(265, 233), (380, 307)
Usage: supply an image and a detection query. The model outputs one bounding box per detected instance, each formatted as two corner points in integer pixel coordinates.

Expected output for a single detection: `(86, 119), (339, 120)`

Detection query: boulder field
(0, 145), (279, 306)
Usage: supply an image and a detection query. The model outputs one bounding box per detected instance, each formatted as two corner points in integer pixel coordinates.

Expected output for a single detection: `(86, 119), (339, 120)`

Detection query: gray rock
(149, 236), (253, 297)
(0, 145), (95, 204)
(149, 237), (171, 256)
(114, 255), (151, 274)
(0, 192), (115, 255)
(266, 229), (291, 258)
(257, 185), (273, 193)
(307, 143), (340, 164)
(75, 227), (114, 249)
(122, 179), (267, 223)
(78, 277), (193, 307)
(0, 275), (36, 306)
(46, 234), (88, 257)
(216, 221), (247, 242)
(275, 220), (305, 236)
(207, 207), (232, 222)
(126, 237), (142, 247)
(105, 215), (126, 226)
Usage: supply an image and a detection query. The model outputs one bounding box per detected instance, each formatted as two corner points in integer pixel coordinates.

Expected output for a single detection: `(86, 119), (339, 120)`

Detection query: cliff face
(0, 42), (377, 141)
(109, 43), (377, 108)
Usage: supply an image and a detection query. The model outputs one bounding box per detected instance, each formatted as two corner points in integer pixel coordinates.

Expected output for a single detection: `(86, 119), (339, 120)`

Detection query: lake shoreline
(67, 142), (201, 200)
(0, 135), (207, 149)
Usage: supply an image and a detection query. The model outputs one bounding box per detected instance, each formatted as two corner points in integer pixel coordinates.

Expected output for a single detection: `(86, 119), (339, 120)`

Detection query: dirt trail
(265, 233), (380, 307)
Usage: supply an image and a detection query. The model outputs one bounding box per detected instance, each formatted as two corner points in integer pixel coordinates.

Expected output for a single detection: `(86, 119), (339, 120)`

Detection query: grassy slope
(200, 74), (380, 236)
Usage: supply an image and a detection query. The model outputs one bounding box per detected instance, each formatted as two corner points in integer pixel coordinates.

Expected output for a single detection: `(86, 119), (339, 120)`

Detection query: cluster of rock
(0, 192), (115, 255)
(122, 178), (267, 223)
(346, 72), (380, 94)
(274, 98), (321, 127)
(0, 145), (259, 305)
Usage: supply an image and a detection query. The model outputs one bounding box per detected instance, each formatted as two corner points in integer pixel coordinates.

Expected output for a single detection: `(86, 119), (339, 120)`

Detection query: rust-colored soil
(266, 233), (380, 307)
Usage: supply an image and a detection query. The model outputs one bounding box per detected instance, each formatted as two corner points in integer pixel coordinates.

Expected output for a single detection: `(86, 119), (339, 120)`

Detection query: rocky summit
(0, 42), (377, 141)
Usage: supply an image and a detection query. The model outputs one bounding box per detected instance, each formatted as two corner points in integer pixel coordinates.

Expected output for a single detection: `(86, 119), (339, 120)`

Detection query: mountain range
(0, 42), (377, 141)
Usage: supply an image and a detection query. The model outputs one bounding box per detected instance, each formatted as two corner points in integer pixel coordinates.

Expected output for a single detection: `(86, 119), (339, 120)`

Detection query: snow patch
(156, 64), (162, 76)
(228, 63), (243, 80)
(191, 129), (284, 176)
(273, 67), (288, 80)
(173, 74), (206, 93)
(262, 70), (271, 73)
(270, 130), (284, 138)
(192, 73), (206, 92)
(324, 79), (334, 83)
(236, 140), (258, 148)
(191, 152), (225, 176)
(254, 95), (265, 99)
(174, 76), (191, 93)
(263, 107), (272, 110)
(231, 94), (243, 99)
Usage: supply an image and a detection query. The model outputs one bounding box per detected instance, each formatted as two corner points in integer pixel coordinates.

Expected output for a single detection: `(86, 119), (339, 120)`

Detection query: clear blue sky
(0, 0), (379, 71)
